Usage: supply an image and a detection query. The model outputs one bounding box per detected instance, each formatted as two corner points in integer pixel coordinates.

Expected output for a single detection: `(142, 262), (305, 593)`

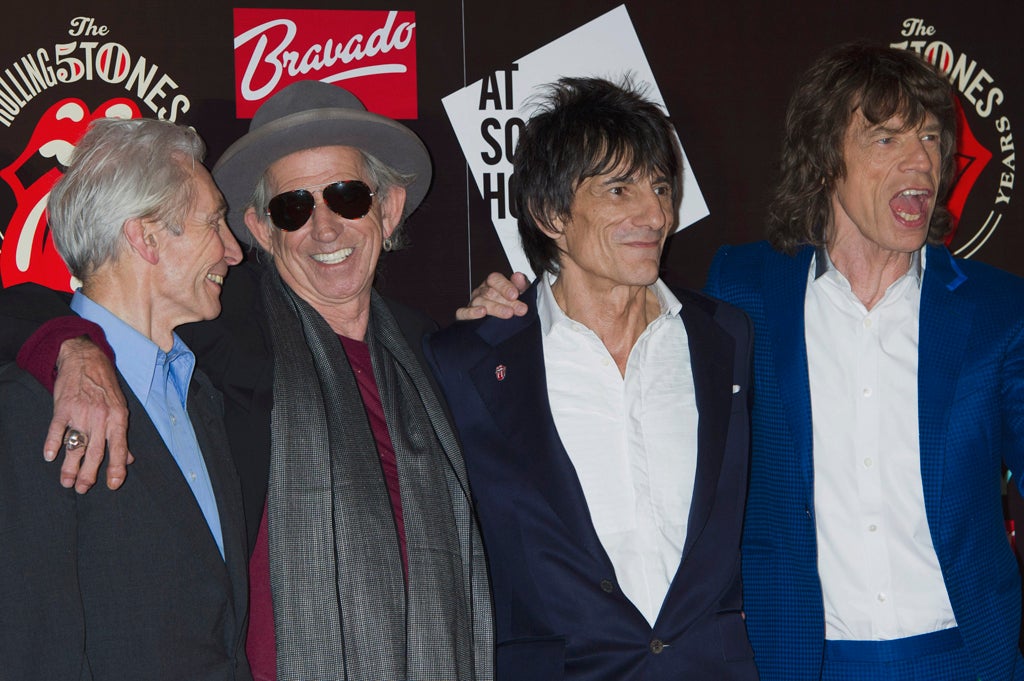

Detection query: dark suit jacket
(424, 283), (757, 681)
(0, 363), (251, 681)
(705, 241), (1024, 681)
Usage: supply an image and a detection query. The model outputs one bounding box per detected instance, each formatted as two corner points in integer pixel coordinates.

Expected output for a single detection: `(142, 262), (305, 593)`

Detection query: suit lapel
(120, 369), (247, 653)
(917, 245), (973, 534)
(188, 375), (249, 636)
(763, 247), (816, 508)
(118, 380), (233, 589)
(757, 245), (973, 533)
(471, 286), (745, 576)
(468, 286), (612, 568)
(677, 295), (734, 561)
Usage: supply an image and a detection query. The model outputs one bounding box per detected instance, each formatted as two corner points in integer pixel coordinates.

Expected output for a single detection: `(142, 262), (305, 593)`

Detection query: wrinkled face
(156, 165), (242, 329)
(548, 166), (674, 292)
(830, 110), (942, 256)
(244, 146), (404, 319)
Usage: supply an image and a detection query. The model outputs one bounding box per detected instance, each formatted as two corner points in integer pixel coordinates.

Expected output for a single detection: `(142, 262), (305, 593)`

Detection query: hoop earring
(382, 236), (394, 252)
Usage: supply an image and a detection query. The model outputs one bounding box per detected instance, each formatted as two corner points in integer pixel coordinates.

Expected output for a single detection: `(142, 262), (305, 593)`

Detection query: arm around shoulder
(0, 286), (132, 492)
(0, 283), (75, 362)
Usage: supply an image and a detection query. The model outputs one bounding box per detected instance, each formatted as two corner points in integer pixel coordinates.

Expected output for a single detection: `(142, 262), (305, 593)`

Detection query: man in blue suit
(426, 77), (758, 680)
(704, 43), (1024, 680)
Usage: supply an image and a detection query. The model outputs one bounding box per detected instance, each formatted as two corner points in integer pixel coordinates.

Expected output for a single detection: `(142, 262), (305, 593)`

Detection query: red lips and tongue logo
(946, 96), (993, 243)
(0, 97), (141, 291)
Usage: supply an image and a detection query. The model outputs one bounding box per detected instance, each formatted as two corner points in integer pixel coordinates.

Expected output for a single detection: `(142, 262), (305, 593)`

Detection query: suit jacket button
(649, 638), (665, 654)
(600, 579), (614, 593)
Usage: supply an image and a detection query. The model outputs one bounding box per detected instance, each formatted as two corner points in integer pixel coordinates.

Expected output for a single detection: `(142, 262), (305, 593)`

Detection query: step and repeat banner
(2, 0), (1023, 554)
(1, 0), (1020, 321)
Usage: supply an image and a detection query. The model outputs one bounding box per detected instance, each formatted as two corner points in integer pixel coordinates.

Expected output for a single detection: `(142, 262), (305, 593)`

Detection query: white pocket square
(732, 384), (741, 394)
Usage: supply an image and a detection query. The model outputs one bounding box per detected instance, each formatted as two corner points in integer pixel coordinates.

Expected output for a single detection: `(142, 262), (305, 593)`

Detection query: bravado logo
(893, 18), (1016, 258)
(231, 8), (418, 120)
(0, 16), (193, 291)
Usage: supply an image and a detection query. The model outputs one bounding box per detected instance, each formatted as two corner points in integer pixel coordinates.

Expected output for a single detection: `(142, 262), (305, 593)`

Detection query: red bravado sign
(232, 8), (418, 120)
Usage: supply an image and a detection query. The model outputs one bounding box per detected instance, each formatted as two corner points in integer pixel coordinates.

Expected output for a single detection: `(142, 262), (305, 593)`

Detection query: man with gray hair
(0, 117), (250, 680)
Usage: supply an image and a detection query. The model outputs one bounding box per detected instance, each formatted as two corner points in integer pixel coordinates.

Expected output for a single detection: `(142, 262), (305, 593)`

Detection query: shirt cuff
(15, 316), (115, 393)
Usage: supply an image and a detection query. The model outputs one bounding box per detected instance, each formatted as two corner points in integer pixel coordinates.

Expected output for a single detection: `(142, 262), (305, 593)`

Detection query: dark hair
(512, 76), (681, 277)
(767, 41), (957, 254)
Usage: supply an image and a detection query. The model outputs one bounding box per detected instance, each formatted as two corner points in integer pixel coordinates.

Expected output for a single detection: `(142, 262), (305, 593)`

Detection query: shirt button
(864, 457), (873, 468)
(862, 387), (872, 397)
(877, 592), (887, 603)
(189, 471), (197, 482)
(170, 414), (177, 425)
(868, 524), (878, 532)
(600, 579), (614, 593)
(649, 639), (665, 654)
(864, 318), (873, 328)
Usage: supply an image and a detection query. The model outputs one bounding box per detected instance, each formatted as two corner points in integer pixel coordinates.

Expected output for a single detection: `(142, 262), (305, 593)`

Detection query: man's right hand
(455, 272), (530, 321)
(45, 337), (133, 493)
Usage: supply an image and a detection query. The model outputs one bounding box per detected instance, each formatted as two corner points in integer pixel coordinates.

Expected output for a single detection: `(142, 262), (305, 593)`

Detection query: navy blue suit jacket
(705, 241), (1024, 681)
(425, 283), (757, 680)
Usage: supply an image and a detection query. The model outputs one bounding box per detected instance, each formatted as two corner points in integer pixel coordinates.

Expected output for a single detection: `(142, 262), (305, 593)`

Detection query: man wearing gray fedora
(1, 81), (493, 681)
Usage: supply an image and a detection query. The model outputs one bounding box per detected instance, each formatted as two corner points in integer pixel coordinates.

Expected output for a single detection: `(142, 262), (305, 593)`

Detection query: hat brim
(212, 107), (432, 247)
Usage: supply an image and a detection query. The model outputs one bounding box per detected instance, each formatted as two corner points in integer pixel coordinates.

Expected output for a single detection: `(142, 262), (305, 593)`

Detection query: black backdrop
(2, 0), (1021, 323)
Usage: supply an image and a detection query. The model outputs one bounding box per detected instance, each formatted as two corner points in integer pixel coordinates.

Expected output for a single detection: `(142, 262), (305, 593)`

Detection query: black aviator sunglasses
(266, 180), (375, 231)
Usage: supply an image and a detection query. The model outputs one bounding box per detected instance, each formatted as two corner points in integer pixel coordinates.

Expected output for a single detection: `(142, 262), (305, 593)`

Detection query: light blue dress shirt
(70, 292), (225, 559)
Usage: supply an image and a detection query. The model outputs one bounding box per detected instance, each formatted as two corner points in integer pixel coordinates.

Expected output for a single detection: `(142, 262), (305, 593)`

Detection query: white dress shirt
(805, 248), (956, 640)
(537, 273), (698, 626)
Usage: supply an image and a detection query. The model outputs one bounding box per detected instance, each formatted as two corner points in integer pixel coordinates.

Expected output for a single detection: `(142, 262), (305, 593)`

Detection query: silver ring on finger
(63, 428), (89, 451)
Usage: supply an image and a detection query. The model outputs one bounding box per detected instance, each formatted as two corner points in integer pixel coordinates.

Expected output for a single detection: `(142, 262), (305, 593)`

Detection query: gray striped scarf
(261, 269), (493, 681)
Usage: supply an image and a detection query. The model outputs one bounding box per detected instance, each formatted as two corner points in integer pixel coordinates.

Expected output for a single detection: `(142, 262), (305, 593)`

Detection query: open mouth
(889, 188), (932, 224)
(312, 247), (354, 265)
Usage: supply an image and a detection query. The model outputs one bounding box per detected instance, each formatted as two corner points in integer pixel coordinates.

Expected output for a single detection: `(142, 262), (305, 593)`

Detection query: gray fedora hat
(213, 80), (432, 246)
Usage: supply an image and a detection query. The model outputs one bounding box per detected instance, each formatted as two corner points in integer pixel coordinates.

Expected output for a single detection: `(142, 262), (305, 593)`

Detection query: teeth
(206, 273), (224, 285)
(312, 248), (354, 264)
(893, 189), (929, 222)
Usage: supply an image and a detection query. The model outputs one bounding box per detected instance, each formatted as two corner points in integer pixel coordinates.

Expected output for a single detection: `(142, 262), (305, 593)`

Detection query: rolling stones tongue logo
(947, 96), (992, 244)
(0, 97), (141, 291)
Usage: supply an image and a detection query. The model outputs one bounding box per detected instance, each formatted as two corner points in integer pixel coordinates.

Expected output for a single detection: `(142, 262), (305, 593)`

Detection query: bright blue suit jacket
(705, 240), (1024, 681)
(425, 283), (758, 680)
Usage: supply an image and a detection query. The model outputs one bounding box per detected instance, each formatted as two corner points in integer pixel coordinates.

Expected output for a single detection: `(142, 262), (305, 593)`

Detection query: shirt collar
(70, 291), (195, 405)
(812, 245), (925, 287)
(537, 271), (682, 337)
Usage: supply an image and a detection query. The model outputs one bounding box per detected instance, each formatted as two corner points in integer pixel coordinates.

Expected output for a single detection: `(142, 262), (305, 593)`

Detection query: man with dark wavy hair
(705, 42), (1024, 681)
(429, 76), (757, 680)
